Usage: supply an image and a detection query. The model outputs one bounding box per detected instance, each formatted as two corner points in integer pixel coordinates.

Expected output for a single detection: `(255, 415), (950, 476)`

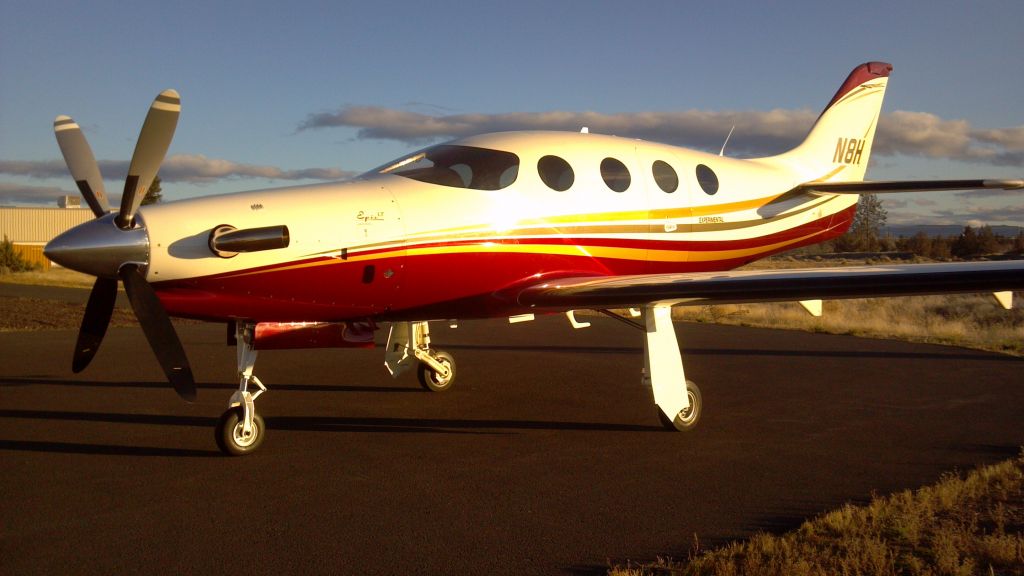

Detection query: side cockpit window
(378, 145), (519, 190)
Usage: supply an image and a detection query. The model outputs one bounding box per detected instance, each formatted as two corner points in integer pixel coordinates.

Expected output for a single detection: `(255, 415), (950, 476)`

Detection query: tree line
(829, 194), (1024, 259)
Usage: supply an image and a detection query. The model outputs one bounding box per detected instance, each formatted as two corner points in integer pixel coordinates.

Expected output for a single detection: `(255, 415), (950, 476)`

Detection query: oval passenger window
(538, 155), (574, 192)
(696, 164), (719, 195)
(600, 157), (631, 192)
(652, 160), (678, 193)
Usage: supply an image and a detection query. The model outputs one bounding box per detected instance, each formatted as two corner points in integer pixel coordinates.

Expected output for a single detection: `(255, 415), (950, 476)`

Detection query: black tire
(215, 407), (266, 456)
(657, 380), (702, 432)
(417, 350), (456, 392)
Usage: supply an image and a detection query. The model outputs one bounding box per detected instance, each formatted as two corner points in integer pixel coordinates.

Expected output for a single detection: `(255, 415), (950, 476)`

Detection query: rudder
(765, 62), (893, 182)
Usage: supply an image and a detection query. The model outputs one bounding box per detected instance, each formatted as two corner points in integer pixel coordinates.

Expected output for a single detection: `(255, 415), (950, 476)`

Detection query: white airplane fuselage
(142, 131), (860, 323)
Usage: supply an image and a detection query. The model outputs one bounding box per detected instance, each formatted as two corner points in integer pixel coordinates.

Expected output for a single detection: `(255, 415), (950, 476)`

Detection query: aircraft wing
(798, 179), (1023, 194)
(517, 260), (1024, 309)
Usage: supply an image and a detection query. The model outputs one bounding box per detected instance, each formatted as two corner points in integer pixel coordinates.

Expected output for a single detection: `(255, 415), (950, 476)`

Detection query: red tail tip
(823, 62), (893, 112)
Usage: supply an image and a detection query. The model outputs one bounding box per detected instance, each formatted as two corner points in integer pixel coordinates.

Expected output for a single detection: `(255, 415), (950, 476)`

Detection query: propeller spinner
(44, 90), (195, 401)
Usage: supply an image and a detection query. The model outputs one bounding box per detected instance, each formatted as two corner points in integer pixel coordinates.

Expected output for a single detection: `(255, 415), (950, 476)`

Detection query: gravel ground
(0, 295), (139, 331)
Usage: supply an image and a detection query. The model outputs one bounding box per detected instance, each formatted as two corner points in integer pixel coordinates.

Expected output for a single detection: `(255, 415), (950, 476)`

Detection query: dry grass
(669, 256), (1024, 356)
(0, 267), (95, 287)
(610, 452), (1024, 576)
(673, 294), (1023, 356)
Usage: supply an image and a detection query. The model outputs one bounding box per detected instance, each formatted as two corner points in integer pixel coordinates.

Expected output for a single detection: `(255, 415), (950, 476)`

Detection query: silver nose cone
(44, 213), (149, 278)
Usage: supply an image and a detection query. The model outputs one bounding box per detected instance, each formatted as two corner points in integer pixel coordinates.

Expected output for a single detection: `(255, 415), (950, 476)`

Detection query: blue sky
(1, 0), (1022, 226)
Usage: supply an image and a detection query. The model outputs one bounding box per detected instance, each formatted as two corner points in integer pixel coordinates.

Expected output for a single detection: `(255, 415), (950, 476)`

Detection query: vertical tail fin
(765, 62), (893, 182)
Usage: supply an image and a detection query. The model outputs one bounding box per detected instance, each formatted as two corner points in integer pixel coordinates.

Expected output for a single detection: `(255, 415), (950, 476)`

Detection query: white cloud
(0, 182), (72, 205)
(0, 155), (354, 184)
(299, 106), (817, 153)
(299, 105), (1024, 165)
(0, 160), (68, 179)
(933, 205), (1024, 225)
(157, 155), (355, 183)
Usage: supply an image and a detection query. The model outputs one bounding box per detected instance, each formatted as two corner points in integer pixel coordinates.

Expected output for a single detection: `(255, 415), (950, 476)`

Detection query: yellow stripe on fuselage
(396, 192), (792, 245)
(220, 226), (826, 282)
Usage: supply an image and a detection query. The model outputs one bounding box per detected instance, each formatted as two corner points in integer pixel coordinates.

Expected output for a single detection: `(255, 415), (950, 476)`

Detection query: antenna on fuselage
(719, 125), (735, 156)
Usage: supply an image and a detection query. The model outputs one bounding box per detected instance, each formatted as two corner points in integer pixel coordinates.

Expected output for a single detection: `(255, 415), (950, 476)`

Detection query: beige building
(1, 199), (94, 269)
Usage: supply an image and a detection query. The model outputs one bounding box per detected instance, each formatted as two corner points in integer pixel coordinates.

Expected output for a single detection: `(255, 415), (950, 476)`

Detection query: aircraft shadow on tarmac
(444, 343), (1014, 362)
(0, 407), (665, 458)
(0, 407), (662, 433)
(0, 377), (423, 393)
(0, 439), (221, 458)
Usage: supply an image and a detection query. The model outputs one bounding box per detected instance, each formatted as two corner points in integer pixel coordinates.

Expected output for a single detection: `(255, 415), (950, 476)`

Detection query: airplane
(44, 61), (1024, 455)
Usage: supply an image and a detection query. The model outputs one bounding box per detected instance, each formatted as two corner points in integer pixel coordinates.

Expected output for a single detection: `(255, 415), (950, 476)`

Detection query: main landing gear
(642, 305), (703, 432)
(387, 310), (699, 434)
(215, 322), (268, 456)
(386, 320), (457, 391)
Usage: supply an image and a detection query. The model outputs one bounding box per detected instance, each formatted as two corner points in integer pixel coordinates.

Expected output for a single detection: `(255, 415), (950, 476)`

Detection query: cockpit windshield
(374, 144), (519, 190)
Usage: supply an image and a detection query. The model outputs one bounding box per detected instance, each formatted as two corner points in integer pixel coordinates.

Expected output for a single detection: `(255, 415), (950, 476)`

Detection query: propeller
(49, 89), (195, 401)
(54, 116), (110, 217)
(117, 90), (180, 229)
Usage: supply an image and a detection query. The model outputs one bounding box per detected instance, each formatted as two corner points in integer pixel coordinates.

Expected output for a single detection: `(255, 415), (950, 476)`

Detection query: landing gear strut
(215, 322), (268, 455)
(386, 321), (457, 391)
(643, 305), (702, 432)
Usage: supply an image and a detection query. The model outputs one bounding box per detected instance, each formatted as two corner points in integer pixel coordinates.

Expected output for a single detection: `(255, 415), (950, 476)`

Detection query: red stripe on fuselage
(155, 206), (854, 322)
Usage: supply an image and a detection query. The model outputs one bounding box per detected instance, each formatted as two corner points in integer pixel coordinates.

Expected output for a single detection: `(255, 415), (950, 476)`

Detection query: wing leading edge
(517, 260), (1024, 310)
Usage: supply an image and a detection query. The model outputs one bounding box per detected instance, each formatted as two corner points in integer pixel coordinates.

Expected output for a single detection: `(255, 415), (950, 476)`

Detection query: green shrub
(0, 235), (39, 274)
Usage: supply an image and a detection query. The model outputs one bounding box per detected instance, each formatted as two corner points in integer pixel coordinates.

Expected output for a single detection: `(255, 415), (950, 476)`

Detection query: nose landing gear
(215, 322), (268, 456)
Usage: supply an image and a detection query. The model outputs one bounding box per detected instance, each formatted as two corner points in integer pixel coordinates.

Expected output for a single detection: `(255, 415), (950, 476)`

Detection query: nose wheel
(216, 407), (266, 455)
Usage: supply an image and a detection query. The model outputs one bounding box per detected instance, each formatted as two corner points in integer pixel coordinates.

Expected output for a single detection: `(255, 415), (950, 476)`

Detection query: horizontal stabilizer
(799, 179), (1023, 195)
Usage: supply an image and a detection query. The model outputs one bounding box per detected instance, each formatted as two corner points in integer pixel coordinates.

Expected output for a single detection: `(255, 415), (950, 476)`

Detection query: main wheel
(417, 350), (456, 392)
(657, 379), (702, 432)
(215, 407), (266, 456)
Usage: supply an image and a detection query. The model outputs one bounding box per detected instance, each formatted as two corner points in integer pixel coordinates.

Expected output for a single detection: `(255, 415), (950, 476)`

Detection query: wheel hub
(232, 420), (258, 447)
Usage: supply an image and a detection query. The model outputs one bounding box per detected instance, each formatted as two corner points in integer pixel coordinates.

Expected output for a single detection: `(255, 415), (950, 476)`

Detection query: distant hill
(885, 224), (1024, 238)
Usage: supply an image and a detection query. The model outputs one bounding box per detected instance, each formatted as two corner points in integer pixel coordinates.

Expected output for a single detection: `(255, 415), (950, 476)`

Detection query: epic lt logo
(833, 138), (865, 165)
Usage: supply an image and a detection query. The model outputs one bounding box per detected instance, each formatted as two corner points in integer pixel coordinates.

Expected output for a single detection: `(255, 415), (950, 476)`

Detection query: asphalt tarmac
(1, 294), (1023, 575)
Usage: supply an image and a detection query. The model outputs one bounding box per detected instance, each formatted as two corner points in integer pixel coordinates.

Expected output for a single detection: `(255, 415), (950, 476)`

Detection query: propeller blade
(116, 89), (180, 229)
(119, 264), (196, 401)
(72, 277), (118, 372)
(53, 115), (110, 217)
